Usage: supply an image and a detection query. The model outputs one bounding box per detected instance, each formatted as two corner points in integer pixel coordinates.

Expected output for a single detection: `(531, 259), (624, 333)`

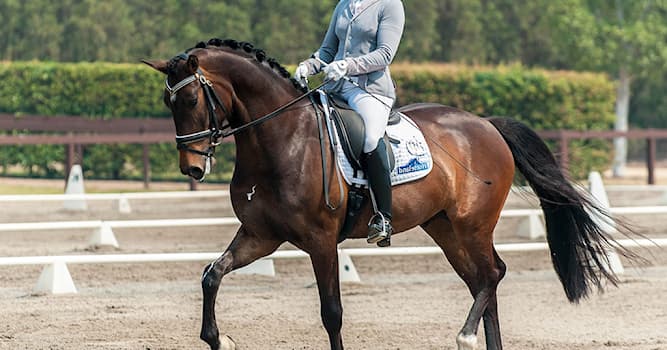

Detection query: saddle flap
(331, 108), (365, 170)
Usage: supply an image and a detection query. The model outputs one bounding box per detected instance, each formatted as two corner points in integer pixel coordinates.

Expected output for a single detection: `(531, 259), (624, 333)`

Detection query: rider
(294, 0), (405, 246)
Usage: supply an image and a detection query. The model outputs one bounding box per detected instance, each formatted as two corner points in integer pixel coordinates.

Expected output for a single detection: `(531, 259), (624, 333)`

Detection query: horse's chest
(230, 185), (286, 227)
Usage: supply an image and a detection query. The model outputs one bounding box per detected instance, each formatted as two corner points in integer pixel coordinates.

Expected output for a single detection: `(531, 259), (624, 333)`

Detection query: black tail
(489, 117), (636, 303)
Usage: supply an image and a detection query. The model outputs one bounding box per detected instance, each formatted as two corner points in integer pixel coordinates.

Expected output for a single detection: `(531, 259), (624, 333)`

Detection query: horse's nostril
(188, 166), (205, 180)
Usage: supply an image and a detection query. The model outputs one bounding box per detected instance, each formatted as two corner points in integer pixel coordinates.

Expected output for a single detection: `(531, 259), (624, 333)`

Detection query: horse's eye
(188, 97), (198, 107)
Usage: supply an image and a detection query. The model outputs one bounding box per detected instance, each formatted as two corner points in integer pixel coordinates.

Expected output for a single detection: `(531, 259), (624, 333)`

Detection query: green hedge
(0, 61), (615, 181)
(391, 63), (616, 178)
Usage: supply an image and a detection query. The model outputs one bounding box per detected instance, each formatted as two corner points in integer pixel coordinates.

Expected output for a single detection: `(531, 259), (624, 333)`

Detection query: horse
(143, 39), (636, 350)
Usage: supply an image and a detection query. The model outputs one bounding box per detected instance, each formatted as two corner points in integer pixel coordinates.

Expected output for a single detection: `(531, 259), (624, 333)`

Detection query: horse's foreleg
(200, 226), (282, 350)
(310, 249), (344, 350)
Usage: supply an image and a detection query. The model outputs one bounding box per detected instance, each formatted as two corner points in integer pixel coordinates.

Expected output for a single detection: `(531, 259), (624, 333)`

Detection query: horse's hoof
(219, 335), (236, 350)
(456, 333), (477, 350)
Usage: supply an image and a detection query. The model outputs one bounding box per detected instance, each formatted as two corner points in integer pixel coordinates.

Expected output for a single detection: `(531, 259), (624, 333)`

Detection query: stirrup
(367, 213), (392, 245)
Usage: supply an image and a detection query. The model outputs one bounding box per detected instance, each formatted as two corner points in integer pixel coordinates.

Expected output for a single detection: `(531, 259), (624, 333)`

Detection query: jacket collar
(347, 0), (382, 21)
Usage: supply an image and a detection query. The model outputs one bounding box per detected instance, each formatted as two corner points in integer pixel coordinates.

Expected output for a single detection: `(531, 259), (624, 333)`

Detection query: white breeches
(337, 81), (394, 153)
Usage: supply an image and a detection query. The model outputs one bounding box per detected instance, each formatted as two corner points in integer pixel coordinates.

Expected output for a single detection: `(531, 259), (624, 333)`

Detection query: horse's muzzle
(184, 166), (205, 180)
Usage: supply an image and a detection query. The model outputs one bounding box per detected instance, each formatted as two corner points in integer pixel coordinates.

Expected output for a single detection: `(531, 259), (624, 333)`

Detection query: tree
(398, 0), (439, 62)
(546, 0), (667, 176)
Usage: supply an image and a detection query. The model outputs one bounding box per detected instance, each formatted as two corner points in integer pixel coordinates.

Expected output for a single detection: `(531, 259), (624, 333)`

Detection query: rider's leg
(340, 83), (394, 246)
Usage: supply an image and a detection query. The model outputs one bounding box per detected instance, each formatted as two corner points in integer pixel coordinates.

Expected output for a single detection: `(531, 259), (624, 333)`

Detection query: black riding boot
(365, 138), (393, 247)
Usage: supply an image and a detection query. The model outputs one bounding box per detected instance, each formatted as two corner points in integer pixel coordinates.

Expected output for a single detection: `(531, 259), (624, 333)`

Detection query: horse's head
(143, 50), (230, 181)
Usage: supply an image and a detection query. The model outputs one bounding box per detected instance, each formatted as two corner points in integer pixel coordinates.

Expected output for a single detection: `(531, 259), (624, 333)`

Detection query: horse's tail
(488, 116), (636, 303)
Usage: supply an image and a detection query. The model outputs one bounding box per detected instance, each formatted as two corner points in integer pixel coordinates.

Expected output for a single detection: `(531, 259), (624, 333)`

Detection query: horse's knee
(202, 255), (232, 290)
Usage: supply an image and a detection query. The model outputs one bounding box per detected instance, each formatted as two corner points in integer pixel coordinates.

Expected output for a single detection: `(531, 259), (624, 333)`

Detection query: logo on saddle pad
(406, 137), (428, 156)
(397, 158), (429, 175)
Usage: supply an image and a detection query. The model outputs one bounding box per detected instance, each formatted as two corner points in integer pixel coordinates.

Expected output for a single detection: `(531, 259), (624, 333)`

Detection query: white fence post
(63, 165), (87, 211)
(588, 171), (623, 274)
(34, 261), (77, 294)
(516, 214), (546, 240)
(236, 259), (275, 276)
(118, 195), (132, 214)
(338, 251), (360, 282)
(88, 222), (119, 248)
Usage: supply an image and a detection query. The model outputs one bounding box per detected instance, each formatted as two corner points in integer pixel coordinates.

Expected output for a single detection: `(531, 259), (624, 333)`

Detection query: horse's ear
(141, 59), (168, 74)
(186, 55), (199, 74)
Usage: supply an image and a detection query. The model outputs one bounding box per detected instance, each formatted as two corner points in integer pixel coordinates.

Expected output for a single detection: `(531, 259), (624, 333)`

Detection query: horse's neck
(227, 62), (316, 178)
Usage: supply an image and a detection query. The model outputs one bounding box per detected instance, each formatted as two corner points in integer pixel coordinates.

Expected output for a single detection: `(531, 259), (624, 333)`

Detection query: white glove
(323, 60), (348, 81)
(294, 63), (310, 83)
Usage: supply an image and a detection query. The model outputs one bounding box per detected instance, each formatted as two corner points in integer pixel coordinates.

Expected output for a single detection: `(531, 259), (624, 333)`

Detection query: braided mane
(169, 38), (306, 92)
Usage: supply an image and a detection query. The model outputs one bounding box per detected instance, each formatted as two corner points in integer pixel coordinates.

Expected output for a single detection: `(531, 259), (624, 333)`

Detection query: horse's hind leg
(200, 226), (282, 350)
(421, 212), (506, 350)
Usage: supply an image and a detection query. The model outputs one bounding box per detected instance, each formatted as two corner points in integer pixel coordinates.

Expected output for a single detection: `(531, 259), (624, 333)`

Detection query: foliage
(0, 61), (615, 180)
(0, 0), (664, 132)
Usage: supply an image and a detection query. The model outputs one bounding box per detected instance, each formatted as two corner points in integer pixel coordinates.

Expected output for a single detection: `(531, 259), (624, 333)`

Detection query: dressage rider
(294, 0), (405, 246)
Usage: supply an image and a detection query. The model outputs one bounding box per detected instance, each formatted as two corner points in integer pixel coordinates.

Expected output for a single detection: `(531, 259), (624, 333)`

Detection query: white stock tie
(351, 0), (363, 16)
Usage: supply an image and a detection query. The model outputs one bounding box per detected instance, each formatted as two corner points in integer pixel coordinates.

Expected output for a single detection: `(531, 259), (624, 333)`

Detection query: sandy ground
(1, 182), (667, 349)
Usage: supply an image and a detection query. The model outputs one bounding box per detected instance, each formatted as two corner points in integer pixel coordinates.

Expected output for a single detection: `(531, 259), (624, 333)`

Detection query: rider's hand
(294, 63), (310, 83)
(323, 60), (348, 81)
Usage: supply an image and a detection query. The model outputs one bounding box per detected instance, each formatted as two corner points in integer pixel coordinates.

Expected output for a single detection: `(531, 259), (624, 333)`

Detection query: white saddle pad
(334, 113), (433, 187)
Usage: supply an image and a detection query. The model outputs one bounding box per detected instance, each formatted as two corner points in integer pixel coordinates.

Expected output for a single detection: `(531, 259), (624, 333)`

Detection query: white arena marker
(63, 164), (87, 211)
(34, 261), (77, 294)
(587, 172), (623, 274)
(88, 222), (119, 248)
(235, 259), (275, 276)
(605, 249), (624, 275)
(117, 195), (132, 214)
(588, 171), (616, 234)
(338, 251), (360, 282)
(516, 214), (546, 240)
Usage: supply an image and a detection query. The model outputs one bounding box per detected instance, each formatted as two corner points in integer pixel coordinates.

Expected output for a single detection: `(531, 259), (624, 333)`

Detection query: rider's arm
(346, 0), (405, 75)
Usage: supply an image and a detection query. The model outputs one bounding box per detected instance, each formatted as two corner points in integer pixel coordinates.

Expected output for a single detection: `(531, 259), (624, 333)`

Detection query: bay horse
(144, 39), (634, 350)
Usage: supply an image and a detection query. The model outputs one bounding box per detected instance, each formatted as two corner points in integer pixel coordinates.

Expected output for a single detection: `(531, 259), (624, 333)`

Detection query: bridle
(166, 53), (326, 159)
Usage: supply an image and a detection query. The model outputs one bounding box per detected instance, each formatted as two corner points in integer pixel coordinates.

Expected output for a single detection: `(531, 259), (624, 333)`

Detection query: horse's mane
(169, 38), (306, 93)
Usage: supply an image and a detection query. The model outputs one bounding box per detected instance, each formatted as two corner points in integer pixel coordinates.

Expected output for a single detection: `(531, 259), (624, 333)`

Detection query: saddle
(324, 93), (400, 242)
(328, 94), (399, 171)
(316, 90), (432, 243)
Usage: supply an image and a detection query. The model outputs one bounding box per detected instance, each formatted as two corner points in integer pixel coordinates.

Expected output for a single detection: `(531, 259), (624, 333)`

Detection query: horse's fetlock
(201, 328), (220, 349)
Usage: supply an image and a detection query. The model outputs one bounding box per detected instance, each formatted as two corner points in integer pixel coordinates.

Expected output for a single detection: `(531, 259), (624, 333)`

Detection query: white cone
(235, 259), (275, 276)
(64, 164), (87, 211)
(33, 261), (78, 294)
(118, 195), (132, 214)
(605, 249), (624, 275)
(89, 222), (119, 248)
(588, 171), (616, 234)
(516, 214), (546, 240)
(338, 251), (360, 282)
(588, 171), (623, 275)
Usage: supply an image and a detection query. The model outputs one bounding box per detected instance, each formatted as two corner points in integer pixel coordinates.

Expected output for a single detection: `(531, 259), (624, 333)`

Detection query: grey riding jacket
(303, 0), (405, 100)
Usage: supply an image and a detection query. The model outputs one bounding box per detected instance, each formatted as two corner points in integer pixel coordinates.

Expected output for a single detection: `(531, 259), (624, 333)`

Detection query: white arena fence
(0, 190), (230, 202)
(2, 171), (667, 294)
(1, 238), (665, 294)
(0, 204), (663, 248)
